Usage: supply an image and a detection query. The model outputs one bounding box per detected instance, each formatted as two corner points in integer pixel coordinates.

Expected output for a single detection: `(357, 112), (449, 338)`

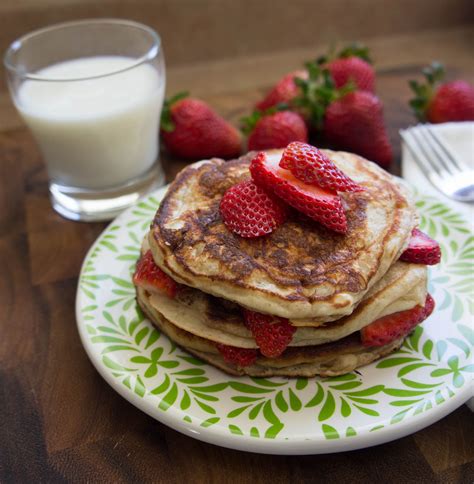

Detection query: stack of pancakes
(136, 149), (428, 377)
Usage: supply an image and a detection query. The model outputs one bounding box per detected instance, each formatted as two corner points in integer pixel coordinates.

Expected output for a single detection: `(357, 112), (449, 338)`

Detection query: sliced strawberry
(244, 310), (296, 358)
(279, 141), (363, 192)
(361, 294), (435, 347)
(133, 250), (178, 298)
(250, 152), (347, 234)
(216, 343), (258, 367)
(220, 179), (288, 238)
(400, 228), (441, 265)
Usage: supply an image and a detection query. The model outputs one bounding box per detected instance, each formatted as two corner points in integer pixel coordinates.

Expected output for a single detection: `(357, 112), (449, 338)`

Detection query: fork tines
(400, 124), (474, 203)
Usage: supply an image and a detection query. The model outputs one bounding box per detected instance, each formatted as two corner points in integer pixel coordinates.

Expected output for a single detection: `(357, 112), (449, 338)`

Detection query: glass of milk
(4, 19), (166, 221)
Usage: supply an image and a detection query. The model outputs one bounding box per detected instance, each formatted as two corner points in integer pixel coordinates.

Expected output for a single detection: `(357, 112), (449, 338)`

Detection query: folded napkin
(402, 122), (474, 412)
(401, 121), (474, 220)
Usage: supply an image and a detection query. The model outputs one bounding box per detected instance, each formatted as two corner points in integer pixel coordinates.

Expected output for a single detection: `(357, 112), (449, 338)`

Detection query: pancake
(186, 339), (404, 377)
(137, 286), (405, 377)
(142, 261), (426, 348)
(149, 150), (418, 321)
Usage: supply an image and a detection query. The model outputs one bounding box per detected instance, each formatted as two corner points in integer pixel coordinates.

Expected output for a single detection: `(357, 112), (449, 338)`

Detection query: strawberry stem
(422, 61), (445, 85)
(240, 104), (288, 134)
(318, 42), (372, 65)
(337, 42), (372, 63)
(160, 91), (189, 132)
(293, 62), (355, 130)
(408, 62), (445, 122)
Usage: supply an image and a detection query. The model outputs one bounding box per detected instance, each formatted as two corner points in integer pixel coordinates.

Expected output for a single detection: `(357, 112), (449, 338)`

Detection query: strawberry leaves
(293, 62), (355, 129)
(240, 104), (289, 135)
(160, 91), (189, 132)
(337, 42), (372, 63)
(408, 62), (445, 122)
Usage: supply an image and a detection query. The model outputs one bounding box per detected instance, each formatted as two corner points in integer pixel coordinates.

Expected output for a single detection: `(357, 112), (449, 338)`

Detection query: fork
(400, 124), (474, 203)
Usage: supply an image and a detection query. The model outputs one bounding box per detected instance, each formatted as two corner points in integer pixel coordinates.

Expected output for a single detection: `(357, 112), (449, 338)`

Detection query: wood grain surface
(1, 22), (474, 484)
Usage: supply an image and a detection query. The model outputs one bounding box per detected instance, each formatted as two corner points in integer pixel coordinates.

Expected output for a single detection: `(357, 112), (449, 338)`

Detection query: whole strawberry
(255, 70), (308, 111)
(324, 43), (375, 93)
(428, 81), (474, 123)
(293, 63), (392, 167)
(324, 91), (393, 167)
(243, 110), (308, 151)
(409, 62), (474, 123)
(161, 93), (242, 159)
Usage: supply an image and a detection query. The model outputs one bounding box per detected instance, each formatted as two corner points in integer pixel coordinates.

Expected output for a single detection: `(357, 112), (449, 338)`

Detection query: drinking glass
(4, 19), (166, 221)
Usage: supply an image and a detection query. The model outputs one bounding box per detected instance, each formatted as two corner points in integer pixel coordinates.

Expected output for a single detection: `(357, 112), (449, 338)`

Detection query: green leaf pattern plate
(76, 186), (473, 454)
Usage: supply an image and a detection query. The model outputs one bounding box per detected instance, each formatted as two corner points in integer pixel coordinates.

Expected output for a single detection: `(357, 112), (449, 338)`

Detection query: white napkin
(401, 121), (474, 411)
(401, 121), (474, 221)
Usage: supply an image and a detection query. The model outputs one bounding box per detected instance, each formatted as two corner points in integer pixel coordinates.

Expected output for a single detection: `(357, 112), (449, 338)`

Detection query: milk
(16, 56), (164, 189)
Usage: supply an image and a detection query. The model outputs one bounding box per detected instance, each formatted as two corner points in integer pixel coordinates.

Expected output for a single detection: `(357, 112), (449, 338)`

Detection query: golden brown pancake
(149, 150), (418, 321)
(137, 286), (405, 377)
(141, 261), (426, 347)
(136, 149), (428, 377)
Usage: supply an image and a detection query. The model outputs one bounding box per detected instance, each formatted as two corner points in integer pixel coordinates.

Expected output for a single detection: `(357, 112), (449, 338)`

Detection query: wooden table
(1, 26), (473, 483)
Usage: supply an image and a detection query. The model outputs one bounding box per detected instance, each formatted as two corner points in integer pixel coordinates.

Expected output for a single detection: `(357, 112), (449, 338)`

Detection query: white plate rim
(75, 185), (473, 455)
